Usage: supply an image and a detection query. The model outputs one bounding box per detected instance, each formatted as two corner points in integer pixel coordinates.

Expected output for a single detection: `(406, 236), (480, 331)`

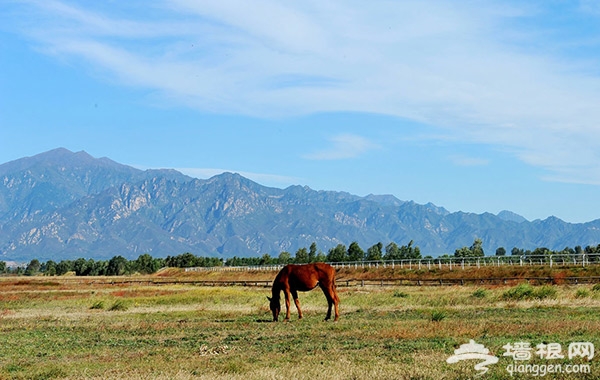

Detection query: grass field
(1, 268), (599, 379)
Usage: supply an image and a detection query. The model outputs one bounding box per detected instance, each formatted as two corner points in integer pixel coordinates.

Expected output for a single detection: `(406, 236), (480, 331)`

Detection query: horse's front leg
(283, 290), (292, 321)
(291, 290), (302, 319)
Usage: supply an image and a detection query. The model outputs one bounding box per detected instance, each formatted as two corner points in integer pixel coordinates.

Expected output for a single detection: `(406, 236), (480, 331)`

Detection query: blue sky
(1, 1), (600, 223)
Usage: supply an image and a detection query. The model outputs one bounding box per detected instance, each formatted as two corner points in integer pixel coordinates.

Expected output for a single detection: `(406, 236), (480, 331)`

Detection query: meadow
(1, 268), (599, 380)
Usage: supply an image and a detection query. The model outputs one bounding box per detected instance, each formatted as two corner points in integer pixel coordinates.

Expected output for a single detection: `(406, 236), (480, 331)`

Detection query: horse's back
(281, 263), (335, 291)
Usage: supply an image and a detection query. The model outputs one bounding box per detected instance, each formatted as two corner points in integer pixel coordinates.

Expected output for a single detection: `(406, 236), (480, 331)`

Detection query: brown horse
(267, 263), (339, 322)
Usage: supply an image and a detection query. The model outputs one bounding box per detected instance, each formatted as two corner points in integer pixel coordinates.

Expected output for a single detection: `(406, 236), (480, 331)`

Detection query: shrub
(592, 283), (600, 292)
(534, 285), (557, 300)
(430, 310), (447, 322)
(471, 288), (487, 299)
(90, 301), (105, 310)
(393, 291), (409, 298)
(503, 283), (534, 301)
(108, 300), (129, 311)
(575, 288), (590, 299)
(503, 283), (557, 301)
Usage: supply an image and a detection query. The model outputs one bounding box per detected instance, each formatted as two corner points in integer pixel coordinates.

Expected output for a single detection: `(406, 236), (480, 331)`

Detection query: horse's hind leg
(291, 290), (303, 319)
(331, 284), (340, 321)
(320, 284), (337, 321)
(283, 289), (292, 321)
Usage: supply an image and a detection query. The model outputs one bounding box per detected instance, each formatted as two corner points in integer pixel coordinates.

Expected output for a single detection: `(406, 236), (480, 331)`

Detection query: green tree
(72, 258), (90, 276)
(327, 244), (347, 262)
(455, 239), (484, 258)
(42, 260), (57, 276)
(278, 251), (291, 264)
(384, 242), (400, 260)
(294, 247), (309, 263)
(259, 253), (272, 265)
(56, 260), (73, 276)
(106, 256), (128, 276)
(454, 246), (472, 258)
(470, 238), (484, 257)
(89, 260), (108, 276)
(347, 242), (364, 262)
(135, 253), (161, 274)
(366, 242), (383, 261)
(315, 251), (327, 263)
(399, 240), (421, 259)
(0, 261), (6, 273)
(495, 247), (506, 256)
(531, 247), (550, 256)
(308, 242), (318, 263)
(25, 259), (41, 276)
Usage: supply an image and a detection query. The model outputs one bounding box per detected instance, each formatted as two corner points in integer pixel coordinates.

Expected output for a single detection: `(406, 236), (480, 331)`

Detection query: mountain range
(1, 148), (599, 262)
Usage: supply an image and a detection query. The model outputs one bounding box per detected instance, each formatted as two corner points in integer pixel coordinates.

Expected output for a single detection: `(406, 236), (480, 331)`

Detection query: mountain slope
(0, 149), (599, 261)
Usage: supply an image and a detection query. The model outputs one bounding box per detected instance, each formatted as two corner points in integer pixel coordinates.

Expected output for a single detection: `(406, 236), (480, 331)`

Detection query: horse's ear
(267, 296), (272, 301)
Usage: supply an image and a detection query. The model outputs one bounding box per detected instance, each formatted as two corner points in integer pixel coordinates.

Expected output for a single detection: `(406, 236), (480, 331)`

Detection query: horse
(267, 263), (339, 322)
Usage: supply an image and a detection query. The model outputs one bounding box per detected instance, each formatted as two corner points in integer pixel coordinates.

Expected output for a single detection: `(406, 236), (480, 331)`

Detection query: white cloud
(304, 134), (379, 160)
(9, 0), (600, 184)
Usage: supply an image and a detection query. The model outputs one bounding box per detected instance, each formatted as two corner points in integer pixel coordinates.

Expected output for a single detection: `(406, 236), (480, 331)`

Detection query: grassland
(1, 267), (599, 379)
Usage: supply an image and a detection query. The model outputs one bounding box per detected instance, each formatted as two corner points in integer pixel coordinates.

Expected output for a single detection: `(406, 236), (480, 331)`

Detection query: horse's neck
(271, 281), (283, 299)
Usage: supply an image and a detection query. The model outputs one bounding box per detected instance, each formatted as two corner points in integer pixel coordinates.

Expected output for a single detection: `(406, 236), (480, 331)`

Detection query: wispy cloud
(304, 134), (379, 160)
(8, 0), (600, 184)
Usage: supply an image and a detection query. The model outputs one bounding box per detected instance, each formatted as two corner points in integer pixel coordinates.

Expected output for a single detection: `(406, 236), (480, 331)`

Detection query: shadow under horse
(267, 263), (340, 322)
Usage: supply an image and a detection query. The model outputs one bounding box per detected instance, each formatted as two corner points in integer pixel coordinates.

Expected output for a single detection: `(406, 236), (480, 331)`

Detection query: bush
(471, 288), (487, 299)
(90, 301), (105, 310)
(503, 283), (534, 301)
(592, 283), (600, 292)
(534, 286), (557, 300)
(393, 291), (409, 298)
(503, 283), (557, 301)
(575, 288), (590, 299)
(430, 310), (447, 322)
(108, 300), (129, 311)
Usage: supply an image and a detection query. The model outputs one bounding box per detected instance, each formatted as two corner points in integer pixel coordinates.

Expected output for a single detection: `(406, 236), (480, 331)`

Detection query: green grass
(502, 283), (558, 301)
(0, 280), (599, 379)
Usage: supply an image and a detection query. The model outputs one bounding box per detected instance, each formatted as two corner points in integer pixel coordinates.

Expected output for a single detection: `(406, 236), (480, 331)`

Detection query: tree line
(1, 240), (599, 276)
(445, 238), (600, 259)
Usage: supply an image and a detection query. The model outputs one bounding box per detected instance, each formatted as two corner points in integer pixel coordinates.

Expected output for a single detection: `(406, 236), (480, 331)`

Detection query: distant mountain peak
(364, 194), (404, 207)
(497, 210), (528, 223)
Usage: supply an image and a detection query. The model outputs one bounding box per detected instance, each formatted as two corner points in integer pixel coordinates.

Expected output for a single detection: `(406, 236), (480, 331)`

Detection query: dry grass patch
(1, 279), (599, 379)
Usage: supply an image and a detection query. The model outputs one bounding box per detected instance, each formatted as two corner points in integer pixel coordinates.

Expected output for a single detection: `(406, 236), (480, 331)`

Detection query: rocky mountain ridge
(1, 148), (598, 261)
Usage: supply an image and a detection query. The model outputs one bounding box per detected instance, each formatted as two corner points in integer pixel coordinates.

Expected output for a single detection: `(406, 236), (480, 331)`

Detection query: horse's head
(267, 296), (280, 322)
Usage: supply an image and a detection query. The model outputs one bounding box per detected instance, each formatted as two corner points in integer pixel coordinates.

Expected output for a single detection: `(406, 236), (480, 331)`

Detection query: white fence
(184, 254), (600, 272)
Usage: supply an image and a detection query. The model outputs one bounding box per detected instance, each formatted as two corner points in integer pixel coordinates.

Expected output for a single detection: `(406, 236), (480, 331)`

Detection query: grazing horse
(267, 263), (339, 322)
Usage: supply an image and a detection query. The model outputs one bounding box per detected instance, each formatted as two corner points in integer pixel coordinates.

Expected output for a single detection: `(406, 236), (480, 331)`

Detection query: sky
(1, 0), (600, 223)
